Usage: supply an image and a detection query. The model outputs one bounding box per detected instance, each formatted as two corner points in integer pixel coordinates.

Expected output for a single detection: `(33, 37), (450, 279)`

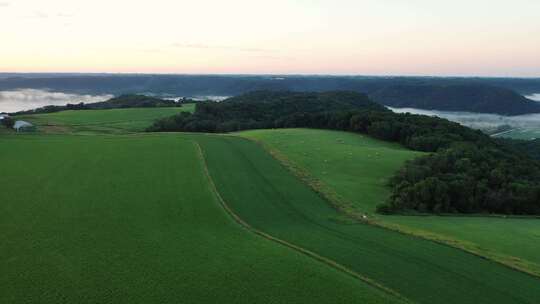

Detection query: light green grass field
(16, 104), (194, 134)
(0, 134), (398, 304)
(199, 135), (540, 304)
(240, 128), (540, 276)
(240, 128), (422, 213)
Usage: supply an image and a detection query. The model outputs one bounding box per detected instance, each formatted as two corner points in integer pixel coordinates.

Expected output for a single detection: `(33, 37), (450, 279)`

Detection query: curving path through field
(0, 134), (400, 304)
(197, 135), (540, 304)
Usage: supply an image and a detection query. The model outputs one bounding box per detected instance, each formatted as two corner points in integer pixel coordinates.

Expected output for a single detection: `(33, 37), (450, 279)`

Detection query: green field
(240, 128), (540, 276)
(0, 134), (399, 303)
(199, 135), (540, 304)
(4, 108), (540, 303)
(16, 104), (194, 134)
(240, 128), (422, 213)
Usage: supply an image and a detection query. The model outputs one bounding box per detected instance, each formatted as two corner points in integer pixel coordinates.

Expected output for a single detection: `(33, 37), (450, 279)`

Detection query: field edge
(194, 141), (413, 304)
(239, 134), (540, 279)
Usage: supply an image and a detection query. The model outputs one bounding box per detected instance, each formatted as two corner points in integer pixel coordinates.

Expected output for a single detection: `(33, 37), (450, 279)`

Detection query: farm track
(197, 135), (540, 304)
(195, 142), (412, 303)
(239, 128), (540, 278)
(248, 134), (540, 278)
(1, 134), (401, 304)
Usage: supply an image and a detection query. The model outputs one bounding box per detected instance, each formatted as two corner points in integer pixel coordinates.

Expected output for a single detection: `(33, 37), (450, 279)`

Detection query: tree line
(12, 94), (183, 116)
(148, 90), (540, 215)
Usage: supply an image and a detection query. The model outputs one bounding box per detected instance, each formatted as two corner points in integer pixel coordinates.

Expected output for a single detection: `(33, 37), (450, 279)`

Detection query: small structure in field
(0, 113), (9, 121)
(13, 120), (35, 132)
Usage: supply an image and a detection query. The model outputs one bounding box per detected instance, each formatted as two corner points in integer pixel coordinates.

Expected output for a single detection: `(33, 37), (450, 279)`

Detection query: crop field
(198, 135), (540, 304)
(0, 134), (399, 304)
(240, 128), (540, 276)
(4, 107), (540, 304)
(16, 104), (194, 133)
(387, 215), (540, 268)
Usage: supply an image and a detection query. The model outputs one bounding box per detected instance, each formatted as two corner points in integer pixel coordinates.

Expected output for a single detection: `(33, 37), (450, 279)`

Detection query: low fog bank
(389, 107), (540, 133)
(0, 89), (113, 113)
(161, 95), (229, 102)
(526, 94), (540, 102)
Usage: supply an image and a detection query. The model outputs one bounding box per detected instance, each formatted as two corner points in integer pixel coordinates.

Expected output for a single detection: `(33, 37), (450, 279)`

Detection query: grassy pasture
(0, 134), (399, 304)
(240, 128), (540, 276)
(199, 135), (540, 304)
(240, 128), (422, 213)
(16, 104), (194, 134)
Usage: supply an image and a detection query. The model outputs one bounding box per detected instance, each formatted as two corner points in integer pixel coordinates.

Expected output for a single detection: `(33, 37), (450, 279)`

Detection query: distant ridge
(370, 84), (540, 115)
(2, 75), (540, 115)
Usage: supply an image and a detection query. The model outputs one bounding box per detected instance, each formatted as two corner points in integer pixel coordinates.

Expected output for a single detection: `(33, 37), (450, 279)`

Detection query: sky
(0, 0), (539, 76)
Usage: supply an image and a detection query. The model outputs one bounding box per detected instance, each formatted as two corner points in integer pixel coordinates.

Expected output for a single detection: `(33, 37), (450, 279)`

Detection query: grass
(240, 128), (540, 277)
(5, 105), (540, 304)
(15, 104), (195, 134)
(0, 133), (400, 304)
(198, 134), (540, 304)
(240, 128), (422, 213)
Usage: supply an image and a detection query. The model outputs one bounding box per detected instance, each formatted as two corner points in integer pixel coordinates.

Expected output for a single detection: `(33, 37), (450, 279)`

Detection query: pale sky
(0, 0), (539, 76)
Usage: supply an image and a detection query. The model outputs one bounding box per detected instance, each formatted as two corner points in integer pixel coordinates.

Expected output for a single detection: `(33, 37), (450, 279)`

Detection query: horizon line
(1, 71), (539, 79)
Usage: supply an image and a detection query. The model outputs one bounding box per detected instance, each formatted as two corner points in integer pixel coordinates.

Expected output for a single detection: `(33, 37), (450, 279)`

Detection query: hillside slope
(0, 134), (398, 303)
(240, 128), (540, 276)
(370, 84), (540, 115)
(198, 134), (540, 304)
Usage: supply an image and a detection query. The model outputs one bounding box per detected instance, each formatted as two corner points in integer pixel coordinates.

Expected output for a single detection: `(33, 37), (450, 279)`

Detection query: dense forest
(147, 91), (385, 132)
(370, 84), (540, 115)
(148, 90), (540, 215)
(12, 94), (182, 115)
(498, 138), (540, 160)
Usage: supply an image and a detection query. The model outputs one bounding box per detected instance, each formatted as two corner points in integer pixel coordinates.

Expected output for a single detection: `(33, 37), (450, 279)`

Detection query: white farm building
(13, 120), (35, 132)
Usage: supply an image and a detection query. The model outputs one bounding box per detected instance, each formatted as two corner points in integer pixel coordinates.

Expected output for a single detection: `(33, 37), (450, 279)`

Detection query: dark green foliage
(370, 84), (540, 115)
(380, 144), (540, 214)
(149, 91), (486, 152)
(498, 138), (540, 160)
(91, 94), (180, 109)
(147, 91), (386, 133)
(149, 90), (540, 215)
(12, 94), (180, 115)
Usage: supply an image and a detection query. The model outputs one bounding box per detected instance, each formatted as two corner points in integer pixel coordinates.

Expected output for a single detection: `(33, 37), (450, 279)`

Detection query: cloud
(56, 12), (73, 18)
(26, 11), (48, 19)
(170, 42), (274, 53)
(249, 54), (294, 61)
(0, 89), (113, 113)
(24, 11), (73, 19)
(138, 48), (163, 54)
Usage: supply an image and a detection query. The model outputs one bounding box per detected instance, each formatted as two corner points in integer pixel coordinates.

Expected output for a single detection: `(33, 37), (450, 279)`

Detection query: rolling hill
(0, 134), (399, 304)
(240, 128), (540, 277)
(370, 84), (540, 115)
(3, 104), (540, 303)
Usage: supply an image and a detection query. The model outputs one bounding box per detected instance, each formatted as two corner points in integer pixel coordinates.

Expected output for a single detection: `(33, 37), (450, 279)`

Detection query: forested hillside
(12, 94), (181, 115)
(147, 91), (385, 132)
(148, 91), (540, 215)
(370, 84), (540, 115)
